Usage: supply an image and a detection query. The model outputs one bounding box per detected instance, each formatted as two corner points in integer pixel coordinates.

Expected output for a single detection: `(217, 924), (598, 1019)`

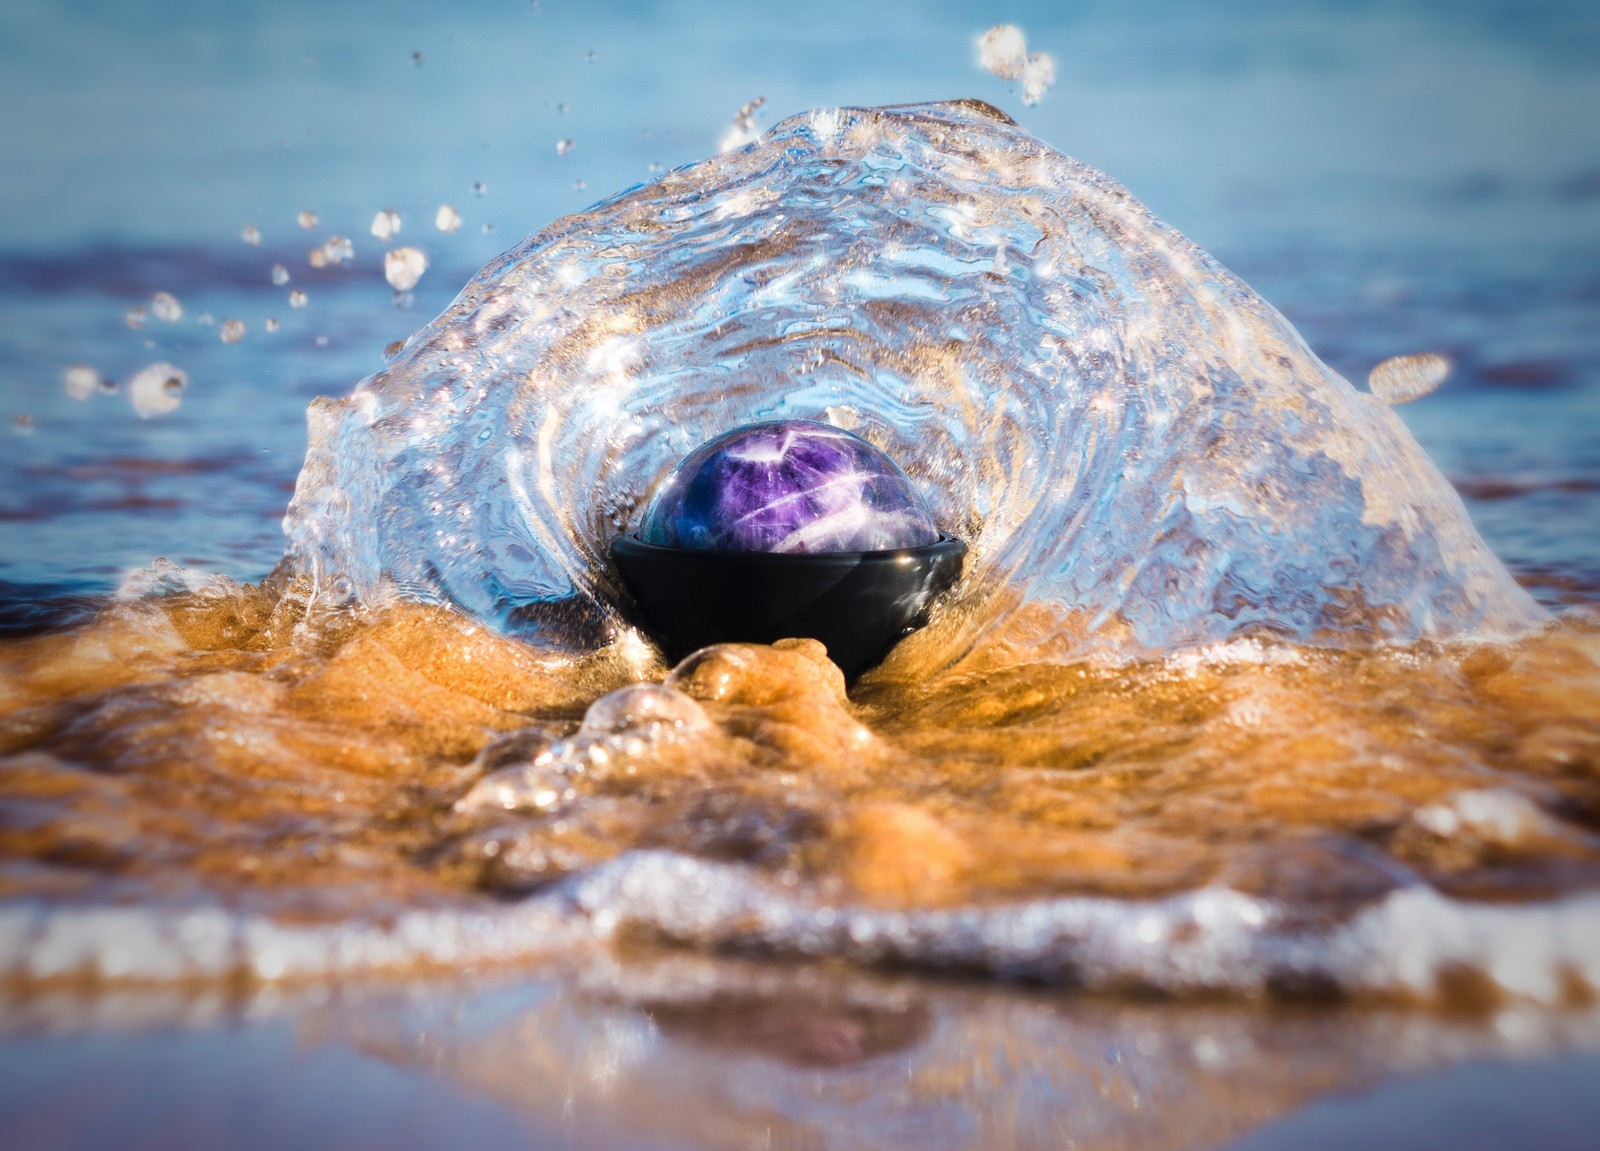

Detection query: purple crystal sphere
(639, 420), (940, 553)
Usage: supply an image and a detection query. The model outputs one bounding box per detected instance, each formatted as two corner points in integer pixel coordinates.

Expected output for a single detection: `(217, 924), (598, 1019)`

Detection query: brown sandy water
(1, 579), (1599, 1146)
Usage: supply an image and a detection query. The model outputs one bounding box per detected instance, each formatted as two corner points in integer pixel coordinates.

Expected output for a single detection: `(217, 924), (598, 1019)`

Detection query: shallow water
(4, 13), (1600, 1145)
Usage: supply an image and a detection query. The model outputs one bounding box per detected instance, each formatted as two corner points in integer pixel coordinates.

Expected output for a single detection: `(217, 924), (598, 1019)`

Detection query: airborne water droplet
(150, 292), (182, 322)
(978, 25), (1027, 79)
(12, 413), (37, 435)
(472, 181), (488, 196)
(219, 319), (246, 344)
(435, 204), (462, 233)
(556, 138), (575, 157)
(271, 264), (290, 286)
(297, 209), (319, 230)
(289, 289), (308, 309)
(127, 362), (187, 418)
(63, 364), (100, 400)
(240, 225), (261, 246)
(1369, 353), (1451, 405)
(321, 236), (354, 265)
(265, 317), (281, 333)
(125, 306), (146, 330)
(385, 247), (428, 292)
(370, 210), (402, 241)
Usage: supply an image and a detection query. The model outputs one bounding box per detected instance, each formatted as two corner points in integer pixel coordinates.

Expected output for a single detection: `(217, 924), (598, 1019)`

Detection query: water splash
(283, 100), (1542, 661)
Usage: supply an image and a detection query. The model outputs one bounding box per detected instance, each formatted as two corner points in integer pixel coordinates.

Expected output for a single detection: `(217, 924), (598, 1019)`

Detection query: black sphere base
(609, 534), (966, 680)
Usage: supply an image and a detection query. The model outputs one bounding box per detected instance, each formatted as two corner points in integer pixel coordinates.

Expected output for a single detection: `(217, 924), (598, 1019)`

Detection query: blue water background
(2, 0), (1598, 614)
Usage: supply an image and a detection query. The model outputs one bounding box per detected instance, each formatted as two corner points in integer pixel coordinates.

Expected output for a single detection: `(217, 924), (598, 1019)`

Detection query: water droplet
(196, 313), (215, 325)
(297, 209), (319, 230)
(271, 263), (290, 286)
(557, 101), (569, 115)
(219, 318), (246, 344)
(411, 50), (424, 66)
(647, 161), (664, 173)
(978, 25), (1027, 79)
(718, 96), (766, 152)
(434, 204), (462, 233)
(370, 210), (402, 241)
(127, 362), (187, 418)
(150, 292), (182, 322)
(98, 376), (118, 395)
(63, 364), (100, 400)
(472, 181), (488, 196)
(321, 236), (354, 265)
(556, 138), (575, 157)
(289, 290), (308, 309)
(125, 305), (146, 330)
(385, 247), (428, 292)
(1369, 353), (1450, 405)
(572, 179), (587, 191)
(308, 248), (328, 269)
(1020, 52), (1055, 106)
(240, 225), (261, 246)
(11, 413), (36, 435)
(315, 335), (329, 346)
(584, 50), (595, 63)
(265, 317), (281, 333)
(481, 223), (494, 234)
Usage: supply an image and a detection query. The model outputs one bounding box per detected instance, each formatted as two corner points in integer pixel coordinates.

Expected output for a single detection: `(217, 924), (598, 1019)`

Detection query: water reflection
(7, 956), (1595, 1151)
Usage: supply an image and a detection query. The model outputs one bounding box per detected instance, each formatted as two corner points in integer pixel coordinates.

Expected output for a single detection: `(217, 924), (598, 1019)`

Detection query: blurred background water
(2, 0), (1598, 618)
(2, 3), (1600, 1149)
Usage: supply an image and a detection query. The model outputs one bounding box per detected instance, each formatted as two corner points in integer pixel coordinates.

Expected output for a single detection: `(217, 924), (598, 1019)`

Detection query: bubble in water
(434, 204), (462, 233)
(271, 264), (290, 286)
(124, 305), (146, 330)
(11, 413), (36, 435)
(265, 317), (281, 334)
(150, 292), (182, 322)
(62, 364), (100, 400)
(297, 209), (319, 230)
(240, 225), (261, 246)
(384, 247), (428, 292)
(289, 290), (308, 309)
(579, 683), (711, 737)
(719, 96), (766, 152)
(1369, 353), (1450, 406)
(370, 210), (402, 241)
(219, 319), (245, 344)
(127, 362), (187, 418)
(321, 236), (354, 265)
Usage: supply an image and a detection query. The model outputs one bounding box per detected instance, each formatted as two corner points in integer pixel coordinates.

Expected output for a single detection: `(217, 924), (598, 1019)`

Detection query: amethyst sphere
(639, 420), (939, 553)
